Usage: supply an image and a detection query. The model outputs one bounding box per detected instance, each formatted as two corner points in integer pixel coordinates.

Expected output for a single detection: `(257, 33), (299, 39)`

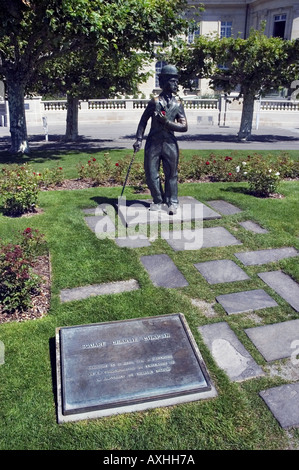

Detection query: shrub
(78, 154), (147, 189)
(243, 155), (281, 196)
(77, 154), (114, 185)
(275, 153), (299, 179)
(0, 243), (40, 313)
(0, 228), (47, 313)
(77, 151), (298, 190)
(0, 164), (40, 216)
(18, 227), (48, 261)
(37, 165), (64, 188)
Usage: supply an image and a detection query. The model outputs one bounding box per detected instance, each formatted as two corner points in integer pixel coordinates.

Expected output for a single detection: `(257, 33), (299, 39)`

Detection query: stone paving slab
(115, 235), (151, 248)
(258, 271), (299, 312)
(60, 279), (140, 303)
(117, 197), (221, 227)
(161, 226), (242, 251)
(198, 322), (265, 382)
(244, 319), (299, 361)
(140, 254), (189, 288)
(84, 215), (116, 235)
(194, 259), (250, 284)
(83, 207), (106, 216)
(235, 247), (299, 266)
(207, 200), (242, 215)
(259, 383), (299, 429)
(239, 220), (269, 234)
(216, 289), (278, 315)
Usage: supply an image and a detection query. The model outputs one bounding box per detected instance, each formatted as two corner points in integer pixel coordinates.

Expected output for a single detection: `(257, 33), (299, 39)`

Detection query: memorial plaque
(56, 314), (216, 422)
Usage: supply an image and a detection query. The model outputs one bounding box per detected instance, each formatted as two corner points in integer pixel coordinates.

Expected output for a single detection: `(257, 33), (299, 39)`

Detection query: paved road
(1, 121), (299, 151)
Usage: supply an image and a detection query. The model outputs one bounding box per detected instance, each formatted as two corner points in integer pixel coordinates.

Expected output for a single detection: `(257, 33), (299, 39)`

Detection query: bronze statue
(133, 65), (188, 215)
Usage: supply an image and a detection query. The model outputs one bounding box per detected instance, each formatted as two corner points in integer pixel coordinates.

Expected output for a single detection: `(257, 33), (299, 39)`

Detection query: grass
(0, 150), (299, 450)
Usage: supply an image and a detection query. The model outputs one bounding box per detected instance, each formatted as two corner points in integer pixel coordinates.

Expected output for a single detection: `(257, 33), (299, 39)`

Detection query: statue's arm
(133, 100), (155, 152)
(165, 102), (188, 133)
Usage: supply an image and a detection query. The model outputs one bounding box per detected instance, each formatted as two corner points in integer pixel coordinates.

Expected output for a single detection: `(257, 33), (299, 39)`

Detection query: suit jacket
(136, 93), (188, 144)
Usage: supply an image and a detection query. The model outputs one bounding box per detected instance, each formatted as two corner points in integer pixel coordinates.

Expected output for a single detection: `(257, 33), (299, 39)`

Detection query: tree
(0, 0), (189, 154)
(170, 27), (299, 140)
(31, 45), (151, 142)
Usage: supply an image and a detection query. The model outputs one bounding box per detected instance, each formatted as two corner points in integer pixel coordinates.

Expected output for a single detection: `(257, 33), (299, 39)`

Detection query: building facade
(139, 0), (299, 98)
(193, 0), (299, 40)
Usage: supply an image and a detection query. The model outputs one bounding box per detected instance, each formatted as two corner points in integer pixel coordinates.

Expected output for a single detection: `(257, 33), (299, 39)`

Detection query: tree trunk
(7, 77), (30, 155)
(65, 94), (79, 141)
(238, 91), (255, 141)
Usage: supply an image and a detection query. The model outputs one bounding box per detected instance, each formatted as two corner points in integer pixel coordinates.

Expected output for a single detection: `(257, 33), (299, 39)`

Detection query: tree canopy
(169, 26), (299, 140)
(0, 0), (189, 154)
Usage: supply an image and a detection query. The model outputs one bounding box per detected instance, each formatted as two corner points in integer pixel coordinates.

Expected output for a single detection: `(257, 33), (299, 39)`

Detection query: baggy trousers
(144, 135), (179, 206)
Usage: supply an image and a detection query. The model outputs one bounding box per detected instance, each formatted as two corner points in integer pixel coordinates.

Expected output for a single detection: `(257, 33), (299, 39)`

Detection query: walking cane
(120, 149), (137, 198)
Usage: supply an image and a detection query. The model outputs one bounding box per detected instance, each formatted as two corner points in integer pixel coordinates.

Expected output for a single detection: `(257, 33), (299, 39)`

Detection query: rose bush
(0, 164), (40, 216)
(242, 155), (281, 196)
(0, 228), (47, 313)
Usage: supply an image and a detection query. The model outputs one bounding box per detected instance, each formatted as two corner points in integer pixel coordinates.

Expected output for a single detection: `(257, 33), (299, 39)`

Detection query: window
(273, 14), (286, 38)
(188, 27), (200, 44)
(221, 21), (232, 38)
(155, 60), (167, 88)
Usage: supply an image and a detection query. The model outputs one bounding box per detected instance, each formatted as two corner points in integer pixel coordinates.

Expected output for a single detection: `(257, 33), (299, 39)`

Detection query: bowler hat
(160, 64), (179, 77)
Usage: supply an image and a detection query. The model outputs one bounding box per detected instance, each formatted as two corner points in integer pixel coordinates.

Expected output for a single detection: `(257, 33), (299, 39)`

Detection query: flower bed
(76, 151), (299, 196)
(0, 228), (49, 320)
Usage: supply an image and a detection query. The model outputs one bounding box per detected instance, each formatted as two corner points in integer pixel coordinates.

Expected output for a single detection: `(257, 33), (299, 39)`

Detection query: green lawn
(0, 150), (299, 450)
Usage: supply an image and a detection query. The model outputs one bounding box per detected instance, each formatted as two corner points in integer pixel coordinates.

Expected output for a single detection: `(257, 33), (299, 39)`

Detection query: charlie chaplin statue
(133, 65), (188, 215)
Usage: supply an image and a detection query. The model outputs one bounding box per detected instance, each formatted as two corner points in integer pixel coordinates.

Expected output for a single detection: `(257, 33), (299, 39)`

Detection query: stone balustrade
(183, 99), (218, 110)
(41, 98), (220, 112)
(260, 99), (299, 111)
(1, 96), (299, 128)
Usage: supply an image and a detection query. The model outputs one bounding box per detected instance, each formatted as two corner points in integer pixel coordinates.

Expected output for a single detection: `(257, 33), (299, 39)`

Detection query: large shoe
(168, 204), (178, 215)
(149, 203), (162, 211)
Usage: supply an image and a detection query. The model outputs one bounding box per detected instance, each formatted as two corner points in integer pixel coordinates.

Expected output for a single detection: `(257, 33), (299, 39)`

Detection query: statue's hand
(155, 110), (168, 125)
(133, 139), (142, 153)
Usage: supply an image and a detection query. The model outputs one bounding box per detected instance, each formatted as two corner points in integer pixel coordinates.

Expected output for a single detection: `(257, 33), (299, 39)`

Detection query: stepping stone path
(118, 197), (221, 227)
(235, 247), (299, 266)
(194, 259), (250, 284)
(115, 235), (151, 248)
(216, 289), (278, 315)
(207, 200), (242, 215)
(161, 226), (242, 251)
(140, 254), (188, 288)
(198, 322), (265, 382)
(244, 319), (299, 362)
(84, 214), (116, 235)
(60, 279), (140, 303)
(61, 198), (299, 429)
(258, 271), (299, 312)
(260, 383), (299, 429)
(239, 220), (269, 234)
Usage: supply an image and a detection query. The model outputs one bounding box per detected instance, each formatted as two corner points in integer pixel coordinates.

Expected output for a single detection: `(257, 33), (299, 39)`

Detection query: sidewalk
(1, 121), (299, 151)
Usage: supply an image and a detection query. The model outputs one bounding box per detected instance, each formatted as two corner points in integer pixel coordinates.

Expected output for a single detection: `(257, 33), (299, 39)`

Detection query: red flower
(115, 163), (119, 167)
(228, 172), (232, 176)
(225, 156), (232, 161)
(206, 161), (210, 165)
(92, 158), (96, 161)
(24, 228), (32, 233)
(59, 167), (63, 170)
